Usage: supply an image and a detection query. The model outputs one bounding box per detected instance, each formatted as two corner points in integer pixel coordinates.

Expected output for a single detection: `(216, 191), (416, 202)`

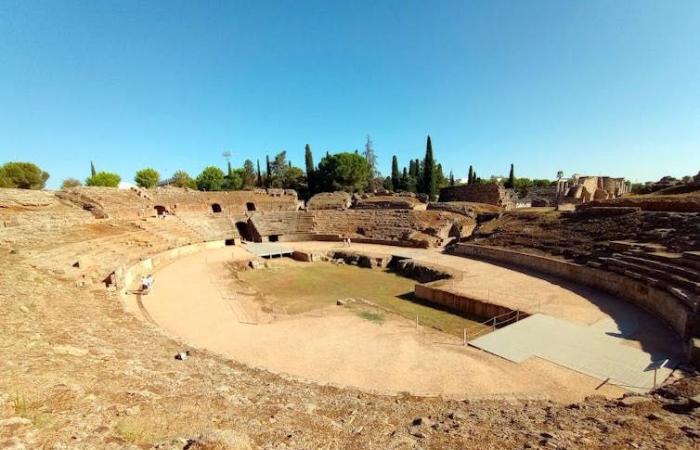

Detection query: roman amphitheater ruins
(1, 184), (699, 448)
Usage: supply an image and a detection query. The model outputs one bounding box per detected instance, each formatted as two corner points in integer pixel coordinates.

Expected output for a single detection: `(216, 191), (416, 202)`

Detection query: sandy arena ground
(131, 242), (680, 403)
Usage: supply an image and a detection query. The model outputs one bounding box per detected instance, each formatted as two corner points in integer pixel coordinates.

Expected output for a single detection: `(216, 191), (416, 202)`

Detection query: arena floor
(130, 242), (682, 402)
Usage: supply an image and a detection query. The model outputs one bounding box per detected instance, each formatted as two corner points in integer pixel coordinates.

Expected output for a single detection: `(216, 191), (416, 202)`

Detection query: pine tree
(391, 155), (400, 191)
(265, 155), (271, 188)
(421, 136), (437, 199)
(90, 161), (96, 177)
(256, 160), (262, 187)
(468, 165), (474, 184)
(506, 163), (515, 189)
(304, 144), (315, 194)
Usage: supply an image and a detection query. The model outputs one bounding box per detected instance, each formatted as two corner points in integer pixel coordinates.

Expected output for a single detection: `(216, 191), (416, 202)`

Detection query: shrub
(86, 171), (121, 187)
(61, 178), (82, 189)
(0, 162), (50, 189)
(171, 170), (197, 189)
(196, 166), (225, 191)
(134, 168), (160, 188)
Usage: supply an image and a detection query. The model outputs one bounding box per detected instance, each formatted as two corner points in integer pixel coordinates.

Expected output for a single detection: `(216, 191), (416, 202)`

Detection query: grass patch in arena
(237, 261), (488, 337)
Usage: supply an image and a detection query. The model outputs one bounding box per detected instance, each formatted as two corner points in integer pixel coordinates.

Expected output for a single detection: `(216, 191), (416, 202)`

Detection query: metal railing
(463, 309), (523, 344)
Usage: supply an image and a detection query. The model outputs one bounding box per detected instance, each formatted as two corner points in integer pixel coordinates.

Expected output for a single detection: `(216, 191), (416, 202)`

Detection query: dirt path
(141, 245), (630, 402)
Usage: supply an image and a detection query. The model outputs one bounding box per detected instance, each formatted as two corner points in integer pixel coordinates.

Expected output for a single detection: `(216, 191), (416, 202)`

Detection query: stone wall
(61, 186), (298, 220)
(438, 184), (515, 210)
(452, 243), (694, 340)
(306, 192), (351, 210)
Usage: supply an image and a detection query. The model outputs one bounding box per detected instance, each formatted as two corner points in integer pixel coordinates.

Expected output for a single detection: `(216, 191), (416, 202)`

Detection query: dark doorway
(236, 221), (252, 241)
(246, 202), (256, 212)
(269, 235), (279, 242)
(211, 203), (222, 213)
(154, 205), (167, 216)
(225, 238), (236, 246)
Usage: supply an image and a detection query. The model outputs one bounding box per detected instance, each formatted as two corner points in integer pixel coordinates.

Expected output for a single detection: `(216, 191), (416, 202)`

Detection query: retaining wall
(453, 243), (692, 338)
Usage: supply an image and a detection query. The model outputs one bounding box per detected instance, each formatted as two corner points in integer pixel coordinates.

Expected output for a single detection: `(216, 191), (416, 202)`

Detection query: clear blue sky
(1, 0), (698, 188)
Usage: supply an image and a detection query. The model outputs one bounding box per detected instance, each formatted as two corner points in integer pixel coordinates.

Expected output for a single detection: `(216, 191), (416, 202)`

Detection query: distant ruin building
(438, 183), (516, 210)
(556, 175), (629, 203)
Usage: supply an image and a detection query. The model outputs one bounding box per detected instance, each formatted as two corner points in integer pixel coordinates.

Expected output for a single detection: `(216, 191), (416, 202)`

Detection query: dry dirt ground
(137, 246), (627, 402)
(2, 240), (699, 449)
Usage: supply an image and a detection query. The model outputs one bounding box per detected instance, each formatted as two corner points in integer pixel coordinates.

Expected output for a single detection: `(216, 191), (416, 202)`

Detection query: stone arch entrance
(236, 221), (252, 241)
(246, 202), (256, 212)
(211, 203), (222, 213)
(154, 205), (168, 216)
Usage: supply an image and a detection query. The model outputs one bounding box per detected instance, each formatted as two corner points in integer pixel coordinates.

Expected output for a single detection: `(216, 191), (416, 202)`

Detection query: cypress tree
(507, 163), (515, 189)
(422, 136), (437, 199)
(391, 155), (400, 191)
(304, 144), (314, 194)
(227, 161), (233, 179)
(90, 161), (96, 177)
(265, 155), (271, 188)
(256, 160), (262, 187)
(449, 171), (455, 186)
(401, 167), (409, 191)
(468, 165), (474, 184)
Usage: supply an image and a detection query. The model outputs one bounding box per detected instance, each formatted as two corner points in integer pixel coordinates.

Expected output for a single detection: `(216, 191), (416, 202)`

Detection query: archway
(154, 205), (168, 216)
(236, 221), (252, 241)
(246, 202), (256, 212)
(211, 203), (222, 213)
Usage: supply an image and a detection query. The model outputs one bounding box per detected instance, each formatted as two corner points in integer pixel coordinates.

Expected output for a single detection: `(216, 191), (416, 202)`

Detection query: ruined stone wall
(306, 192), (351, 210)
(438, 184), (515, 210)
(62, 187), (298, 220)
(453, 243), (693, 339)
(247, 209), (472, 247)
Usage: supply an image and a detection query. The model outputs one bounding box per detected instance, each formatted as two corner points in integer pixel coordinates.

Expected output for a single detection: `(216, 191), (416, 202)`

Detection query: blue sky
(1, 0), (698, 188)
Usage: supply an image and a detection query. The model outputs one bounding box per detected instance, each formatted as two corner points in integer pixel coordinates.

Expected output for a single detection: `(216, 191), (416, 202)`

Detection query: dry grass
(237, 261), (488, 336)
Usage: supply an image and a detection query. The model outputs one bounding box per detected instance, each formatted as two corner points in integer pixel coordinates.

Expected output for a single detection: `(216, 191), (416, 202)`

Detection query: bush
(171, 170), (197, 189)
(86, 171), (121, 187)
(134, 168), (160, 188)
(0, 162), (50, 189)
(196, 166), (225, 191)
(61, 178), (82, 189)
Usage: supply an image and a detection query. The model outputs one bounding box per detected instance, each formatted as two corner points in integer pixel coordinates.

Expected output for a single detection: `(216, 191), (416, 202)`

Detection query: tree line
(1, 136), (557, 199)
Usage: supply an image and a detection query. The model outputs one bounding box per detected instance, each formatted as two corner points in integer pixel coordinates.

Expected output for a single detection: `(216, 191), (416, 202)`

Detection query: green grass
(238, 262), (488, 337)
(357, 310), (385, 323)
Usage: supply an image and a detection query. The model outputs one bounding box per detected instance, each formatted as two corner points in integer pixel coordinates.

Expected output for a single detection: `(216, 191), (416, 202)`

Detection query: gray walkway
(245, 242), (294, 258)
(470, 314), (675, 392)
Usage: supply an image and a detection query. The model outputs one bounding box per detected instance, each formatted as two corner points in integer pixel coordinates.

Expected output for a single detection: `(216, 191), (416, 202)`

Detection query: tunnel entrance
(236, 221), (252, 241)
(246, 202), (256, 212)
(211, 203), (222, 213)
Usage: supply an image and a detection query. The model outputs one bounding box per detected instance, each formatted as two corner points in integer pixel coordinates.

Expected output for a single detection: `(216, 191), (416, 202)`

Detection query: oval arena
(1, 186), (698, 447)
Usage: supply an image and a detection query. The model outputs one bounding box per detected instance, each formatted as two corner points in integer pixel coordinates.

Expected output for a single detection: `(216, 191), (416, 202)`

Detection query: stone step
(617, 253), (700, 282)
(600, 256), (700, 293)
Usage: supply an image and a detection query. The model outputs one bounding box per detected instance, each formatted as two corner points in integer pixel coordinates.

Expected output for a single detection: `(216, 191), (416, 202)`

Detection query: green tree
(61, 177), (82, 189)
(196, 166), (225, 191)
(0, 162), (50, 189)
(468, 165), (474, 184)
(304, 144), (315, 194)
(171, 170), (196, 189)
(506, 163), (515, 189)
(224, 168), (244, 190)
(281, 166), (307, 191)
(134, 168), (160, 188)
(269, 151), (289, 188)
(242, 159), (257, 188)
(265, 155), (272, 188)
(90, 161), (96, 177)
(86, 171), (120, 187)
(256, 160), (262, 187)
(449, 171), (455, 186)
(317, 152), (371, 193)
(421, 136), (437, 200)
(391, 155), (400, 191)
